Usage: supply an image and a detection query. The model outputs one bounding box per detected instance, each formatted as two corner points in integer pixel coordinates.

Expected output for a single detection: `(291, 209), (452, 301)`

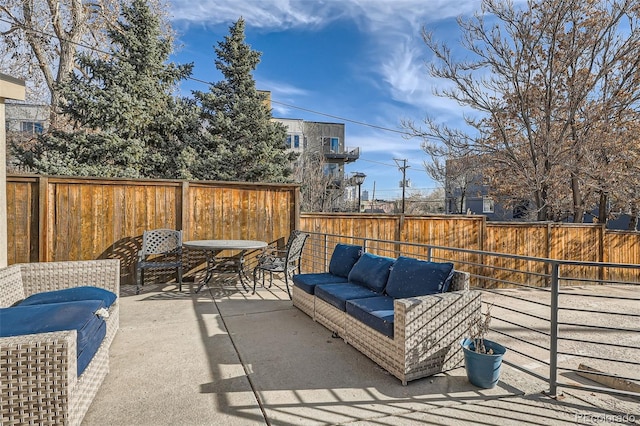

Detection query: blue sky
(167, 0), (484, 199)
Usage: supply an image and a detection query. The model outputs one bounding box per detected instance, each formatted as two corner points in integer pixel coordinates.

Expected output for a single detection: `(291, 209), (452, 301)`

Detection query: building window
(323, 163), (338, 176)
(21, 121), (44, 134)
(483, 196), (494, 213)
(322, 136), (340, 153)
(331, 137), (339, 152)
(294, 135), (300, 148)
(286, 135), (292, 148)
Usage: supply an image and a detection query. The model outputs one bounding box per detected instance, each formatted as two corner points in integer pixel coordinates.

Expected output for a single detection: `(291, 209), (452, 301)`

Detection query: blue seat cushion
(328, 244), (363, 278)
(385, 256), (455, 299)
(18, 286), (117, 308)
(347, 252), (395, 292)
(77, 320), (106, 377)
(315, 283), (380, 311)
(0, 300), (107, 376)
(292, 273), (349, 294)
(346, 296), (395, 338)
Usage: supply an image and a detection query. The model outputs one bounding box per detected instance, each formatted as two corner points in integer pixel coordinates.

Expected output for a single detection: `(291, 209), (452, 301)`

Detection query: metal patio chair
(252, 230), (309, 299)
(136, 229), (183, 294)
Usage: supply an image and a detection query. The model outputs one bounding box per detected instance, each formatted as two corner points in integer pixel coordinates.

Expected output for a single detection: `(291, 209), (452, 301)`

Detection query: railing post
(323, 233), (328, 270)
(549, 261), (560, 397)
(427, 246), (432, 262)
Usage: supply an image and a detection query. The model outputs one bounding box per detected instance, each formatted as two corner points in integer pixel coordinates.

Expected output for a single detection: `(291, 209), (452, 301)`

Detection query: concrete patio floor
(83, 275), (640, 425)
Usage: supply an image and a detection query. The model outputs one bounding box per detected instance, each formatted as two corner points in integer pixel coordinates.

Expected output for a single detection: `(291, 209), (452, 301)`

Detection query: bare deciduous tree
(406, 0), (640, 223)
(0, 0), (170, 129)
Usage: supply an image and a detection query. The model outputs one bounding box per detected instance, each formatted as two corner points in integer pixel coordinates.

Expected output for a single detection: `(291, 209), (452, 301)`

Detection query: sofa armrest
(449, 270), (470, 292)
(394, 289), (482, 355)
(1, 330), (78, 421)
(18, 259), (120, 299)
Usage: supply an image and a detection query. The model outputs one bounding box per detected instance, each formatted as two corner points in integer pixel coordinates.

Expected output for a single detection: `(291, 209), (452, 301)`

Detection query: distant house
(444, 157), (638, 229)
(272, 118), (359, 179)
(272, 117), (361, 211)
(444, 157), (530, 221)
(5, 103), (48, 135)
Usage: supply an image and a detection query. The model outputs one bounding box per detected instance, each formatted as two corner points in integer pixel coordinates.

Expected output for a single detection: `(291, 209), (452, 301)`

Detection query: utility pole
(394, 159), (409, 214)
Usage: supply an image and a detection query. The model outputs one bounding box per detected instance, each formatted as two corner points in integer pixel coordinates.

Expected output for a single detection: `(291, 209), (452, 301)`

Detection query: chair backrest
(141, 229), (183, 255)
(285, 231), (309, 268)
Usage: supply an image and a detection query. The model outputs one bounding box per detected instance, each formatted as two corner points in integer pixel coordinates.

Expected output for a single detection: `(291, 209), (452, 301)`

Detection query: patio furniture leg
(284, 272), (292, 300)
(136, 269), (143, 295)
(236, 252), (250, 292)
(195, 251), (215, 293)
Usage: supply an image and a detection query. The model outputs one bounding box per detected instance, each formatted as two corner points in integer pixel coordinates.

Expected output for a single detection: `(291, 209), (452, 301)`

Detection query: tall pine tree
(193, 18), (295, 183)
(14, 0), (197, 178)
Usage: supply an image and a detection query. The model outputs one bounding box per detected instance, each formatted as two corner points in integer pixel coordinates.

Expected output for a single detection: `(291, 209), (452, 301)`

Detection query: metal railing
(301, 231), (640, 399)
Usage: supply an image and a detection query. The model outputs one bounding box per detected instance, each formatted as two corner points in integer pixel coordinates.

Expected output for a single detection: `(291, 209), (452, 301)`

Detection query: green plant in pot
(461, 304), (507, 389)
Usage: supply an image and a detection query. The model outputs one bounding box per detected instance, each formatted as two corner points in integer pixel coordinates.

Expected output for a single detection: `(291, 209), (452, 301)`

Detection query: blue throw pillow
(18, 286), (117, 308)
(385, 256), (454, 299)
(328, 244), (363, 278)
(347, 252), (395, 293)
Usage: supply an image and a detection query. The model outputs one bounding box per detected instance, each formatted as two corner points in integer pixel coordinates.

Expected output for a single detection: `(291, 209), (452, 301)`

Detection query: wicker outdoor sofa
(292, 244), (481, 385)
(0, 259), (120, 426)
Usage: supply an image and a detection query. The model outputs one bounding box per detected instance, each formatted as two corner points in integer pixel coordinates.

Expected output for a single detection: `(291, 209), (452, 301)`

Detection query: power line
(1, 16), (428, 141)
(269, 100), (414, 136)
(355, 158), (398, 168)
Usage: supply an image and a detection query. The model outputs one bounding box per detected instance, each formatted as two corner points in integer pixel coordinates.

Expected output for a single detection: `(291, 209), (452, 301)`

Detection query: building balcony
(323, 146), (360, 163)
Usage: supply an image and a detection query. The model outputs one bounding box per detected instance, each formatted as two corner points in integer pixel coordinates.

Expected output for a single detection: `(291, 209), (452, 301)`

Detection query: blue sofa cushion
(0, 300), (107, 376)
(385, 256), (455, 299)
(77, 321), (106, 378)
(292, 272), (348, 294)
(347, 253), (394, 292)
(315, 283), (380, 311)
(18, 286), (117, 308)
(346, 296), (395, 338)
(328, 244), (362, 278)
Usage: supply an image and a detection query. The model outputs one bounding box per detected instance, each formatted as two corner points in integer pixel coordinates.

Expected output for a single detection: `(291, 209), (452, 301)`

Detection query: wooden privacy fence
(7, 177), (640, 288)
(299, 214), (640, 287)
(7, 175), (300, 285)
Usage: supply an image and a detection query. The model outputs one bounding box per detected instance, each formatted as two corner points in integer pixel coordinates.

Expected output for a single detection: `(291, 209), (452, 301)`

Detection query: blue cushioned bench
(292, 249), (481, 385)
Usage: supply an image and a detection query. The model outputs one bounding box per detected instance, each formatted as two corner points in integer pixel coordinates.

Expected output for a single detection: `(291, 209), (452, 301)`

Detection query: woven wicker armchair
(0, 259), (120, 426)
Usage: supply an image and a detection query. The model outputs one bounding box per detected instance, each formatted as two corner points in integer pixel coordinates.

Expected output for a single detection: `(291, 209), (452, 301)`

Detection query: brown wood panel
(603, 231), (640, 284)
(549, 224), (602, 284)
(6, 179), (35, 264)
(484, 223), (550, 287)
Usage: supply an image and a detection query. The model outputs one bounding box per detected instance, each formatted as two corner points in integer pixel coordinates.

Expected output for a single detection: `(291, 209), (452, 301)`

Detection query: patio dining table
(184, 239), (267, 293)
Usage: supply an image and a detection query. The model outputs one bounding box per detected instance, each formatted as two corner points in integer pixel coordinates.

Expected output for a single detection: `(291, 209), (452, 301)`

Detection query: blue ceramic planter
(461, 338), (506, 389)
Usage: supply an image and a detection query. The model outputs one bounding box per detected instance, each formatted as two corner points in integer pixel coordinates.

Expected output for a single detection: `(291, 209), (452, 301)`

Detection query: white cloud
(169, 0), (482, 112)
(169, 0), (481, 30)
(347, 130), (423, 155)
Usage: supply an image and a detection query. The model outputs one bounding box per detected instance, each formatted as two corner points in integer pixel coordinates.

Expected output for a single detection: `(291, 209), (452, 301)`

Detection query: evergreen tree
(13, 0), (198, 178)
(193, 18), (295, 183)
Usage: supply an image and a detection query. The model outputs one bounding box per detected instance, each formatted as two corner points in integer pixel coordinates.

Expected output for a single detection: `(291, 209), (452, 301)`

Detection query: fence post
(38, 175), (48, 262)
(180, 181), (189, 237)
(549, 261), (560, 397)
